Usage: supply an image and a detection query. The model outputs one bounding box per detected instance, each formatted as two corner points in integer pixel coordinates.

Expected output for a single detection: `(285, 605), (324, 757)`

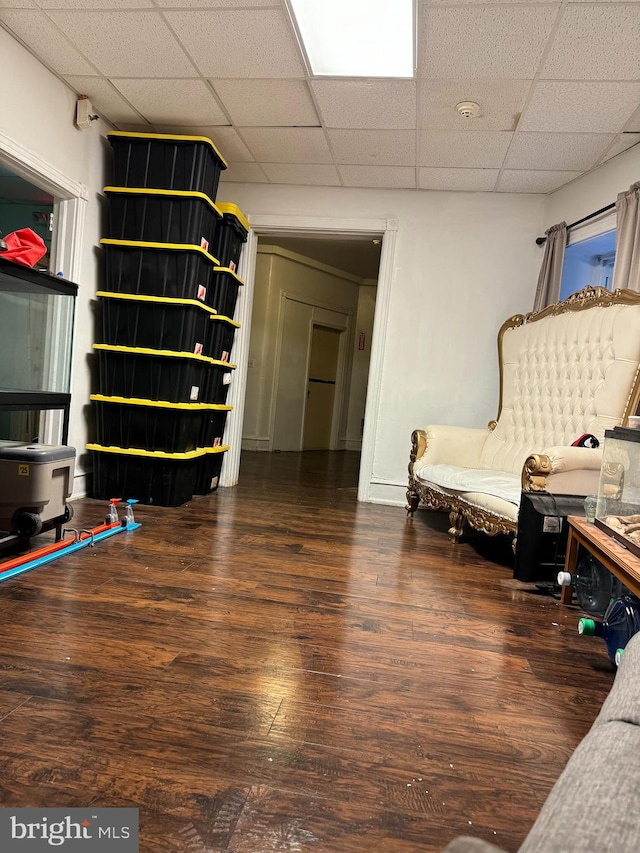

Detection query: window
(560, 229), (616, 301)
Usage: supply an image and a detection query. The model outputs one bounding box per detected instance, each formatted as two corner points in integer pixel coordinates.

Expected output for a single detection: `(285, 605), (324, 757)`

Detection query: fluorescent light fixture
(289, 0), (414, 78)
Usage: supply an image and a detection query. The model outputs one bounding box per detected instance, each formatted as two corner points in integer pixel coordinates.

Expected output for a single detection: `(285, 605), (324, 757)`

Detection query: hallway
(0, 451), (614, 852)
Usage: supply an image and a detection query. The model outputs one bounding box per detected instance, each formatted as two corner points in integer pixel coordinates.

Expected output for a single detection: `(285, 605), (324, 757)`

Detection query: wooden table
(561, 515), (640, 605)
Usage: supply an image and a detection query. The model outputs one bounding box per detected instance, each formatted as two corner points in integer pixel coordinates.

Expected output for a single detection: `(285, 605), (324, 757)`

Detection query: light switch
(248, 359), (255, 368)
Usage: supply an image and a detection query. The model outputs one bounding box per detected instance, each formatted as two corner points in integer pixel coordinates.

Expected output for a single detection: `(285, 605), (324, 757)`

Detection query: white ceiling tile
(37, 0), (152, 7)
(164, 10), (304, 78)
(506, 132), (614, 171)
(112, 79), (228, 126)
(497, 170), (583, 194)
(48, 11), (196, 76)
(311, 80), (416, 130)
(543, 6), (640, 81)
(418, 168), (499, 192)
(520, 81), (640, 133)
(418, 80), (531, 131)
(155, 0), (278, 5)
(261, 164), (340, 186)
(64, 76), (143, 123)
(327, 130), (415, 166)
(419, 7), (557, 79)
(0, 0), (36, 7)
(0, 10), (96, 74)
(211, 79), (318, 127)
(240, 128), (332, 164)
(599, 134), (640, 164)
(220, 163), (269, 183)
(419, 131), (512, 168)
(338, 166), (416, 189)
(152, 125), (254, 162)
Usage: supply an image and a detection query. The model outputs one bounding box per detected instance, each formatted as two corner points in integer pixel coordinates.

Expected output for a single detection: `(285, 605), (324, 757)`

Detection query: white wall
(220, 182), (546, 503)
(0, 27), (112, 496)
(545, 144), (640, 226)
(345, 283), (377, 449)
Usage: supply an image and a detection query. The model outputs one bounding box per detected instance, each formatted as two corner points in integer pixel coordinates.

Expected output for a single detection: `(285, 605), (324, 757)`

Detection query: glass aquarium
(595, 426), (640, 558)
(0, 257), (77, 442)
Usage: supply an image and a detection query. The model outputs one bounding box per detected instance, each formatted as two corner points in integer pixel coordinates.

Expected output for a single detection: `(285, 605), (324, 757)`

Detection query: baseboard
(340, 438), (362, 451)
(241, 438), (271, 451)
(71, 472), (88, 500)
(362, 480), (408, 506)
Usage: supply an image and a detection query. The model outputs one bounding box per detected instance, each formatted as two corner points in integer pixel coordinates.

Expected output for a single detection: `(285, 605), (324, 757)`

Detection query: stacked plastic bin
(87, 131), (248, 506)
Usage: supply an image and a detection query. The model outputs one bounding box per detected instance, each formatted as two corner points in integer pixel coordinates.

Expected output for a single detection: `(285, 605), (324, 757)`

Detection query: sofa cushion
(414, 463), (522, 506)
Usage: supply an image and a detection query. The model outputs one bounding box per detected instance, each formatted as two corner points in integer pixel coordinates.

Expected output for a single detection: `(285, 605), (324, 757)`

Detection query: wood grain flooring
(0, 450), (616, 852)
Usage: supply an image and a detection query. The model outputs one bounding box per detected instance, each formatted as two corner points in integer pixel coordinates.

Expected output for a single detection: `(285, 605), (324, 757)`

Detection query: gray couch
(445, 632), (640, 853)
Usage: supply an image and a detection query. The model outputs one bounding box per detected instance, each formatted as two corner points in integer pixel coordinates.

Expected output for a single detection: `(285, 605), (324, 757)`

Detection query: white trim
(0, 128), (87, 201)
(220, 228), (258, 486)
(357, 225), (397, 502)
(221, 214), (398, 502)
(567, 210), (616, 246)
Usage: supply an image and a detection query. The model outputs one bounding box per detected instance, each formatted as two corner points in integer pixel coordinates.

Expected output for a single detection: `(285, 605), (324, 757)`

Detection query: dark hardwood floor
(0, 450), (616, 852)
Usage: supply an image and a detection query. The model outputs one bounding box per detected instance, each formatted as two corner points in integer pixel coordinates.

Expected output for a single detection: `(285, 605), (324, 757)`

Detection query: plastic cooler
(208, 315), (239, 363)
(212, 203), (249, 272)
(88, 443), (204, 507)
(104, 186), (222, 250)
(194, 445), (229, 495)
(100, 239), (219, 303)
(0, 441), (75, 536)
(98, 291), (217, 356)
(204, 360), (236, 404)
(95, 343), (217, 403)
(91, 394), (232, 454)
(209, 266), (244, 318)
(108, 131), (227, 201)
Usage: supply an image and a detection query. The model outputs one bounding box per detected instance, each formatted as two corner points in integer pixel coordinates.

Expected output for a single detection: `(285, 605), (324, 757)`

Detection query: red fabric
(1, 228), (47, 267)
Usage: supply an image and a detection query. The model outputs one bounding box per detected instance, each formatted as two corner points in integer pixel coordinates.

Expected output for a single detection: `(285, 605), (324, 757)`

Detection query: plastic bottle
(557, 554), (619, 615)
(578, 594), (640, 664)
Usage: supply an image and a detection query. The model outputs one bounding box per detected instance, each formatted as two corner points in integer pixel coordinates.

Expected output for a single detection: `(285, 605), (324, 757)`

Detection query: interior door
(303, 325), (341, 450)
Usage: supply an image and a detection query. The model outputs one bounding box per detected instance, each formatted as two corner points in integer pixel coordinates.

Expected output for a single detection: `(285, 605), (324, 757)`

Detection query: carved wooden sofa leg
(406, 488), (420, 517)
(448, 510), (465, 543)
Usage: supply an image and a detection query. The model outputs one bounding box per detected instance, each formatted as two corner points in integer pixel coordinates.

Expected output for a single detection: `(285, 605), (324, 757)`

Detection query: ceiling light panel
(289, 0), (414, 78)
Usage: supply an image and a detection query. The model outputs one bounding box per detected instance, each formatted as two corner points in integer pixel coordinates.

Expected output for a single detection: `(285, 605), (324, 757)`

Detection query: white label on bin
(214, 437), (221, 447)
(190, 385), (200, 401)
(194, 342), (203, 355)
(201, 237), (209, 252)
(211, 475), (219, 489)
(223, 373), (232, 386)
(229, 260), (236, 273)
(221, 350), (229, 363)
(543, 516), (562, 533)
(197, 284), (207, 302)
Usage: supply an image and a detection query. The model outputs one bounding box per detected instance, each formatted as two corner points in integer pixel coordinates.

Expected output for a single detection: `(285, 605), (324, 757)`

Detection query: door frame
(221, 215), (398, 503)
(0, 129), (87, 443)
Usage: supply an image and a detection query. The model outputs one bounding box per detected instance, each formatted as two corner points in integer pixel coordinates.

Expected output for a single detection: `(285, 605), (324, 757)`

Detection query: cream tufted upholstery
(407, 287), (640, 542)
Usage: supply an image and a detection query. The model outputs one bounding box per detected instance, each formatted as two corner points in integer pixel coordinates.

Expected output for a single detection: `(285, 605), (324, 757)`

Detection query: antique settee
(407, 287), (640, 542)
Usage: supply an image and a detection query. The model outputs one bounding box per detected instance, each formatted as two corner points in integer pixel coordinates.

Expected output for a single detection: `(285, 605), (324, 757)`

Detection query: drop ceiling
(1, 0), (639, 194)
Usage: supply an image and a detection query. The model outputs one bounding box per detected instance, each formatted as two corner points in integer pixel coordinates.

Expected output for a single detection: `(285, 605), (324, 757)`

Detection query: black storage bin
(212, 203), (248, 271)
(99, 292), (216, 356)
(95, 344), (214, 404)
(105, 186), (222, 249)
(203, 361), (236, 404)
(199, 405), (231, 448)
(193, 446), (229, 495)
(88, 443), (202, 507)
(100, 239), (218, 303)
(108, 131), (227, 201)
(208, 315), (239, 363)
(91, 394), (228, 453)
(209, 266), (244, 318)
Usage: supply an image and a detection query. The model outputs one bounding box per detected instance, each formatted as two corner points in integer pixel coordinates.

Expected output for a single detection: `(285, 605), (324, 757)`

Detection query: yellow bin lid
(108, 130), (228, 169)
(216, 203), (249, 233)
(104, 185), (222, 218)
(99, 238), (220, 267)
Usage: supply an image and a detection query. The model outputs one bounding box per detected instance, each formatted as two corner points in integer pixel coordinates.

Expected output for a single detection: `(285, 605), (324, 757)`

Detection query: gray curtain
(612, 181), (640, 293)
(533, 222), (567, 311)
